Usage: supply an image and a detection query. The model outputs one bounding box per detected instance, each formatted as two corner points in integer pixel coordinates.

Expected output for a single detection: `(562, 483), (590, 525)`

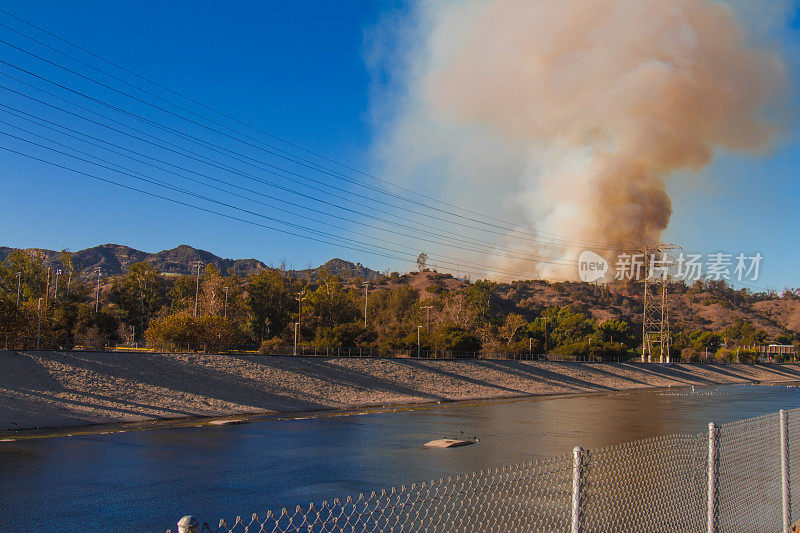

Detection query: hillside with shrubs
(2, 247), (799, 362)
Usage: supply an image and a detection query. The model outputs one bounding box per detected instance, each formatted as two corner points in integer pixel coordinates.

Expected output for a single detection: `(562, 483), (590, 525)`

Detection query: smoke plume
(370, 0), (788, 279)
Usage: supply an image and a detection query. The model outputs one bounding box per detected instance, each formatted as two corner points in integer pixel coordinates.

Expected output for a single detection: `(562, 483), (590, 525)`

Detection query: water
(1, 383), (799, 531)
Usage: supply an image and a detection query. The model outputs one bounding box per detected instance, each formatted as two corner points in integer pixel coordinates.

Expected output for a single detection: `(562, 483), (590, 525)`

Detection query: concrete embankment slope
(2, 350), (800, 432)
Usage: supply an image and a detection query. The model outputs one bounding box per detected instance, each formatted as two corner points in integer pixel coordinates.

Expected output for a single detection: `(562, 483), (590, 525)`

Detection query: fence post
(571, 446), (584, 533)
(708, 422), (718, 533)
(781, 409), (791, 532)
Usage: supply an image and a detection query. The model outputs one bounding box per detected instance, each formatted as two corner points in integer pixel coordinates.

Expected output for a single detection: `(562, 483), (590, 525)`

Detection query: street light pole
(54, 269), (61, 302)
(417, 325), (422, 358)
(44, 267), (50, 310)
(94, 267), (101, 312)
(192, 262), (203, 317)
(16, 272), (21, 306)
(420, 305), (434, 334)
(36, 297), (43, 350)
(223, 286), (229, 318)
(362, 282), (369, 328)
(297, 291), (306, 340)
(294, 322), (299, 356)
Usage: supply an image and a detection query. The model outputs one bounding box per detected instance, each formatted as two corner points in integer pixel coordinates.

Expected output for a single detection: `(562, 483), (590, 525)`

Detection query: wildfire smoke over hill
(372, 0), (788, 280)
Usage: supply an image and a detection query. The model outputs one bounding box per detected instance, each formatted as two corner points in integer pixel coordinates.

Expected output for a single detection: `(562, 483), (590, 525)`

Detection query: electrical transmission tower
(641, 244), (680, 363)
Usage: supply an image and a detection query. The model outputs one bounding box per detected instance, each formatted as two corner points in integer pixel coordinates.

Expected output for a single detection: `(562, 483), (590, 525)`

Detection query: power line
(0, 64), (596, 256)
(0, 8), (639, 251)
(0, 140), (561, 282)
(0, 116), (576, 273)
(0, 98), (576, 266)
(0, 49), (583, 248)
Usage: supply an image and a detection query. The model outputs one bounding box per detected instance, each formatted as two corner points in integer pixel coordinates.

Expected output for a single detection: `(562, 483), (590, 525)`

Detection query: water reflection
(1, 383), (799, 531)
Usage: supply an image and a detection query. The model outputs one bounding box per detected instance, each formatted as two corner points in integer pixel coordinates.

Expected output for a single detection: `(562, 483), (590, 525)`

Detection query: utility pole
(36, 297), (43, 350)
(44, 267), (50, 310)
(53, 269), (61, 302)
(94, 267), (101, 313)
(297, 290), (306, 339)
(192, 261), (203, 317)
(362, 282), (369, 328)
(294, 322), (299, 356)
(16, 272), (21, 306)
(67, 267), (72, 296)
(420, 305), (434, 334)
(223, 286), (229, 318)
(417, 325), (422, 358)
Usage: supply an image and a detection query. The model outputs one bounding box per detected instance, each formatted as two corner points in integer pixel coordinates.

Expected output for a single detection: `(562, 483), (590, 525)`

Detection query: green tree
(430, 325), (481, 352)
(463, 280), (495, 324)
(246, 269), (292, 342)
(305, 270), (359, 331)
(0, 250), (48, 304)
(146, 313), (248, 349)
(169, 275), (195, 311)
(720, 321), (768, 347)
(416, 252), (428, 272)
(316, 323), (375, 347)
(108, 262), (165, 339)
(199, 264), (225, 316)
(597, 319), (635, 347)
(499, 313), (527, 346)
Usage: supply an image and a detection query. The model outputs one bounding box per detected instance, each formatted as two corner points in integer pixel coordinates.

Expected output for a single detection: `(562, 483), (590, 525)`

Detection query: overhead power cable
(0, 113), (576, 268)
(0, 133), (566, 281)
(0, 59), (596, 255)
(0, 13), (639, 252)
(0, 92), (575, 266)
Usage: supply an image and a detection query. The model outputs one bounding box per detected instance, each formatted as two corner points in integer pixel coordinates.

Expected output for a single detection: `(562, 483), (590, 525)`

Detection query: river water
(1, 383), (799, 531)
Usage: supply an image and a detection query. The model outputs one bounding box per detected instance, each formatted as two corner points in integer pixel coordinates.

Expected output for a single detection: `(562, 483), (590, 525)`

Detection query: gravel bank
(3, 350), (800, 433)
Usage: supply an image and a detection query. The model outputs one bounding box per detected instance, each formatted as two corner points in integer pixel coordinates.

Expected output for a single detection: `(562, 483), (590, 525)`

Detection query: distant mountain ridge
(0, 244), (383, 281)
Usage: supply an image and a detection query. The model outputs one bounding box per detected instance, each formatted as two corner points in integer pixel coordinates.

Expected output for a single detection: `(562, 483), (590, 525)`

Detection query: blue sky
(0, 1), (387, 269)
(0, 1), (798, 290)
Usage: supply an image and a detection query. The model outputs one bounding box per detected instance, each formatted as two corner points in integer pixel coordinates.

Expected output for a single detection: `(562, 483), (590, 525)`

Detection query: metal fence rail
(1, 335), (632, 362)
(169, 408), (800, 532)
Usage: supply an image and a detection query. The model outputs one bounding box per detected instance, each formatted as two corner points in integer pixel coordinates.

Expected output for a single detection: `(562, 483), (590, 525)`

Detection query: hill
(2, 243), (797, 339)
(372, 271), (800, 339)
(0, 244), (383, 281)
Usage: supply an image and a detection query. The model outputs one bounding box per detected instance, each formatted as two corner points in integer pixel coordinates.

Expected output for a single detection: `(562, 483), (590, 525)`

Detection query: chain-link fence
(168, 407), (800, 532)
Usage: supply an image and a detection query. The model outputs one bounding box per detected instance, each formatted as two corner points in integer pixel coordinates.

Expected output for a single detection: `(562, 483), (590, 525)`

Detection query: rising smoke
(370, 0), (788, 280)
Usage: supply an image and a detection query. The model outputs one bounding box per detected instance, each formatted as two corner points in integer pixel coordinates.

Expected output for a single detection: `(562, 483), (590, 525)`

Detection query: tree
(499, 313), (527, 345)
(145, 313), (248, 349)
(246, 269), (292, 343)
(463, 280), (495, 324)
(305, 270), (358, 330)
(597, 319), (635, 347)
(108, 262), (165, 339)
(0, 294), (26, 340)
(199, 264), (225, 316)
(169, 275), (195, 311)
(416, 252), (428, 272)
(430, 325), (481, 352)
(720, 321), (767, 347)
(316, 323), (375, 347)
(0, 250), (47, 304)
